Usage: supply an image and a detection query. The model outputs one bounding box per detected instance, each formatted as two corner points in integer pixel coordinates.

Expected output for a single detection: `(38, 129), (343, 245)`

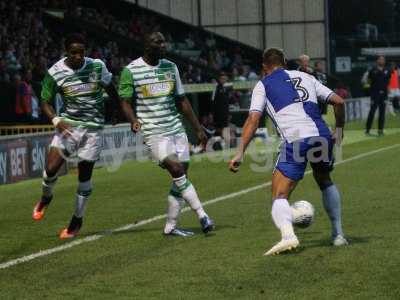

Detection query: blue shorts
(275, 136), (334, 181)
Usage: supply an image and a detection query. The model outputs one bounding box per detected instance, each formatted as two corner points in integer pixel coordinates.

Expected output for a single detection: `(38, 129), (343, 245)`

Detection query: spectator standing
(365, 55), (391, 136)
(314, 61), (328, 85)
(387, 61), (400, 114)
(314, 60), (328, 114)
(335, 82), (350, 99)
(297, 54), (314, 74)
(14, 73), (32, 122)
(212, 72), (231, 145)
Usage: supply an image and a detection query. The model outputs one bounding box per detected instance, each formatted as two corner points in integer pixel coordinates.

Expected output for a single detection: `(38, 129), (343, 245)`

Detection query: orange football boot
(32, 202), (48, 221)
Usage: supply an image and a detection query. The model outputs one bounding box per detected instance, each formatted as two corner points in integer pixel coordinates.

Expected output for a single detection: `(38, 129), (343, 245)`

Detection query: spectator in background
(335, 81), (350, 99)
(388, 61), (400, 114)
(314, 60), (328, 114)
(297, 54), (314, 74)
(212, 72), (231, 146)
(14, 72), (32, 122)
(365, 55), (390, 136)
(314, 61), (327, 85)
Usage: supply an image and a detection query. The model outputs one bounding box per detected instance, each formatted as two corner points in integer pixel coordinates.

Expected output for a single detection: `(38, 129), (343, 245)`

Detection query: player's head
(262, 48), (285, 75)
(144, 32), (166, 61)
(64, 33), (86, 70)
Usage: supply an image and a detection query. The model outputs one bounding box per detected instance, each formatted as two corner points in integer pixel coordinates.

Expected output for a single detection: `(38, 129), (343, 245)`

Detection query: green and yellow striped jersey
(41, 57), (112, 128)
(118, 57), (185, 138)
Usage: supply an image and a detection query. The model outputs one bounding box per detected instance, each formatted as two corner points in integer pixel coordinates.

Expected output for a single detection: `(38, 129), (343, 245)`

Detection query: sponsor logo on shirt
(64, 83), (98, 95)
(142, 82), (174, 97)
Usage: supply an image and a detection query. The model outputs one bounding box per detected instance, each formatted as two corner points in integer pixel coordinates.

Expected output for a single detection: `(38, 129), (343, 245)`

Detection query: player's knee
(44, 168), (58, 180)
(272, 189), (290, 200)
(77, 180), (92, 197)
(315, 175), (333, 190)
(165, 160), (185, 177)
(313, 170), (333, 190)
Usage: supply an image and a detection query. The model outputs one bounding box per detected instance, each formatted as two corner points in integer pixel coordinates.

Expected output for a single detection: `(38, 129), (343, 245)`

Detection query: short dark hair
(64, 33), (86, 50)
(263, 48), (285, 66)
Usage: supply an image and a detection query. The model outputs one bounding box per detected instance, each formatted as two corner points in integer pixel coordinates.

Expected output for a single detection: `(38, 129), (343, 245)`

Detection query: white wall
(132, 0), (327, 60)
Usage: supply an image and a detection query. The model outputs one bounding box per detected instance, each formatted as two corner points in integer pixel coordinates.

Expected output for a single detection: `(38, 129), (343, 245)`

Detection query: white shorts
(145, 132), (190, 164)
(50, 127), (103, 162)
(388, 88), (400, 98)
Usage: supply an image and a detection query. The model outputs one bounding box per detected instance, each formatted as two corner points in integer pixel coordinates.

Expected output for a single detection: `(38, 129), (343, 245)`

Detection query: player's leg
(264, 169), (299, 256)
(60, 130), (100, 239)
(60, 160), (95, 239)
(311, 135), (348, 246)
(264, 141), (307, 255)
(162, 157), (214, 234)
(33, 142), (67, 220)
(312, 169), (347, 246)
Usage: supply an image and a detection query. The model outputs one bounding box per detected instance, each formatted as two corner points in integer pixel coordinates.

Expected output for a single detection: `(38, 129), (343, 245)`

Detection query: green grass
(1, 133), (400, 299)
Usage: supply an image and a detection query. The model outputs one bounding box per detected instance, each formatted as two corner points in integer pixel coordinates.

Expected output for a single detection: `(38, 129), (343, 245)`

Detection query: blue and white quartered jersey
(250, 68), (334, 143)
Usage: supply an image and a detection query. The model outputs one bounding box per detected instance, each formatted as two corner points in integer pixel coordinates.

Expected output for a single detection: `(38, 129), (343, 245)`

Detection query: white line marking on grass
(1, 143), (399, 270)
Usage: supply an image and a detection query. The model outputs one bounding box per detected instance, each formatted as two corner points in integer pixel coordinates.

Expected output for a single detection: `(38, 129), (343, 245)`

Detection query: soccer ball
(291, 200), (315, 228)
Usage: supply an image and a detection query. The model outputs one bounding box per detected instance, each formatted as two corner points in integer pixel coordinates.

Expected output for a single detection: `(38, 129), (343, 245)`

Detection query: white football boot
(332, 235), (348, 246)
(264, 236), (299, 256)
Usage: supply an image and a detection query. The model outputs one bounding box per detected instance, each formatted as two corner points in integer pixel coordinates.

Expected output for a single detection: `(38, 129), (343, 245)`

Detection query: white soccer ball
(291, 200), (315, 228)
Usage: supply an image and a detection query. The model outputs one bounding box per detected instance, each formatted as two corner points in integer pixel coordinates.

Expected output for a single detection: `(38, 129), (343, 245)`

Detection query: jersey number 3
(290, 77), (309, 102)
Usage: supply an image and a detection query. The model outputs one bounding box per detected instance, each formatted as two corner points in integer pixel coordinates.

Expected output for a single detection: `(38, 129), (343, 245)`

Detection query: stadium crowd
(0, 0), (262, 125)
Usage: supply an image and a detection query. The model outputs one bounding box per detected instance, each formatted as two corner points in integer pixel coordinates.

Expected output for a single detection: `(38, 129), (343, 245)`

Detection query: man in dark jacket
(212, 72), (230, 137)
(365, 55), (390, 136)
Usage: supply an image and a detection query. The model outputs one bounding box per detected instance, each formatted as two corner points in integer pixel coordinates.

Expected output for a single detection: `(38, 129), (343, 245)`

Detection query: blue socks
(322, 184), (343, 238)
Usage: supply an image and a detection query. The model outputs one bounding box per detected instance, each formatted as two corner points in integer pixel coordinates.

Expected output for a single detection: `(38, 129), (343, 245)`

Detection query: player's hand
(131, 119), (141, 133)
(229, 152), (243, 173)
(196, 129), (208, 148)
(332, 127), (344, 145)
(56, 120), (72, 137)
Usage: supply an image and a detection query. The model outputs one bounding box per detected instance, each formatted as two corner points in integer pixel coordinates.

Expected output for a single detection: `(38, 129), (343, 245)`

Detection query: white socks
(164, 194), (183, 234)
(42, 170), (58, 198)
(271, 198), (296, 240)
(74, 180), (92, 218)
(173, 175), (207, 219)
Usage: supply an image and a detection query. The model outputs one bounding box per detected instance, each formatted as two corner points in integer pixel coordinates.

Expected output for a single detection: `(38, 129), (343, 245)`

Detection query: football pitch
(1, 121), (400, 299)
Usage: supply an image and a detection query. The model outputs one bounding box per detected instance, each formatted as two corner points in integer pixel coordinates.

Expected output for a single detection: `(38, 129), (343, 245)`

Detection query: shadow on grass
(80, 223), (235, 239)
(297, 235), (371, 252)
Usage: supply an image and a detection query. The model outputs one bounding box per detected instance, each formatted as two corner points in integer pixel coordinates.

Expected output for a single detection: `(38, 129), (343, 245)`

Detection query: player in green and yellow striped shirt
(119, 32), (214, 236)
(32, 33), (121, 239)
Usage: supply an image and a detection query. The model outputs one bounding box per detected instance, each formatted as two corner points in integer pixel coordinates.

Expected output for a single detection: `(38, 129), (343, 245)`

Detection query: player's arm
(118, 67), (141, 133)
(176, 96), (207, 146)
(229, 81), (266, 173)
(229, 111), (262, 172)
(40, 72), (71, 136)
(173, 64), (207, 146)
(328, 93), (345, 144)
(103, 83), (120, 125)
(98, 60), (120, 125)
(313, 76), (345, 143)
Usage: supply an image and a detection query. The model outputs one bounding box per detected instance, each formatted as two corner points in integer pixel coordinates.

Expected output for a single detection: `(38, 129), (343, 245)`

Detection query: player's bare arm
(328, 93), (345, 144)
(41, 101), (72, 136)
(176, 96), (207, 146)
(229, 111), (262, 173)
(120, 98), (141, 133)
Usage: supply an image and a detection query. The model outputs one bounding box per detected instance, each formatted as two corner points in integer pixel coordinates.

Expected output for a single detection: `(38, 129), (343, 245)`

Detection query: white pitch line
(1, 143), (399, 270)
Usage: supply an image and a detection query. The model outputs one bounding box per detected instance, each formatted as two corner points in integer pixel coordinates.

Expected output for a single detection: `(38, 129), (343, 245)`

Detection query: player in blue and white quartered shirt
(229, 48), (348, 255)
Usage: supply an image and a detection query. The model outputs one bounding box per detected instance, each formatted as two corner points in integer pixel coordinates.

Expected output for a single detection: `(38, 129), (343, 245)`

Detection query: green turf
(1, 133), (400, 299)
